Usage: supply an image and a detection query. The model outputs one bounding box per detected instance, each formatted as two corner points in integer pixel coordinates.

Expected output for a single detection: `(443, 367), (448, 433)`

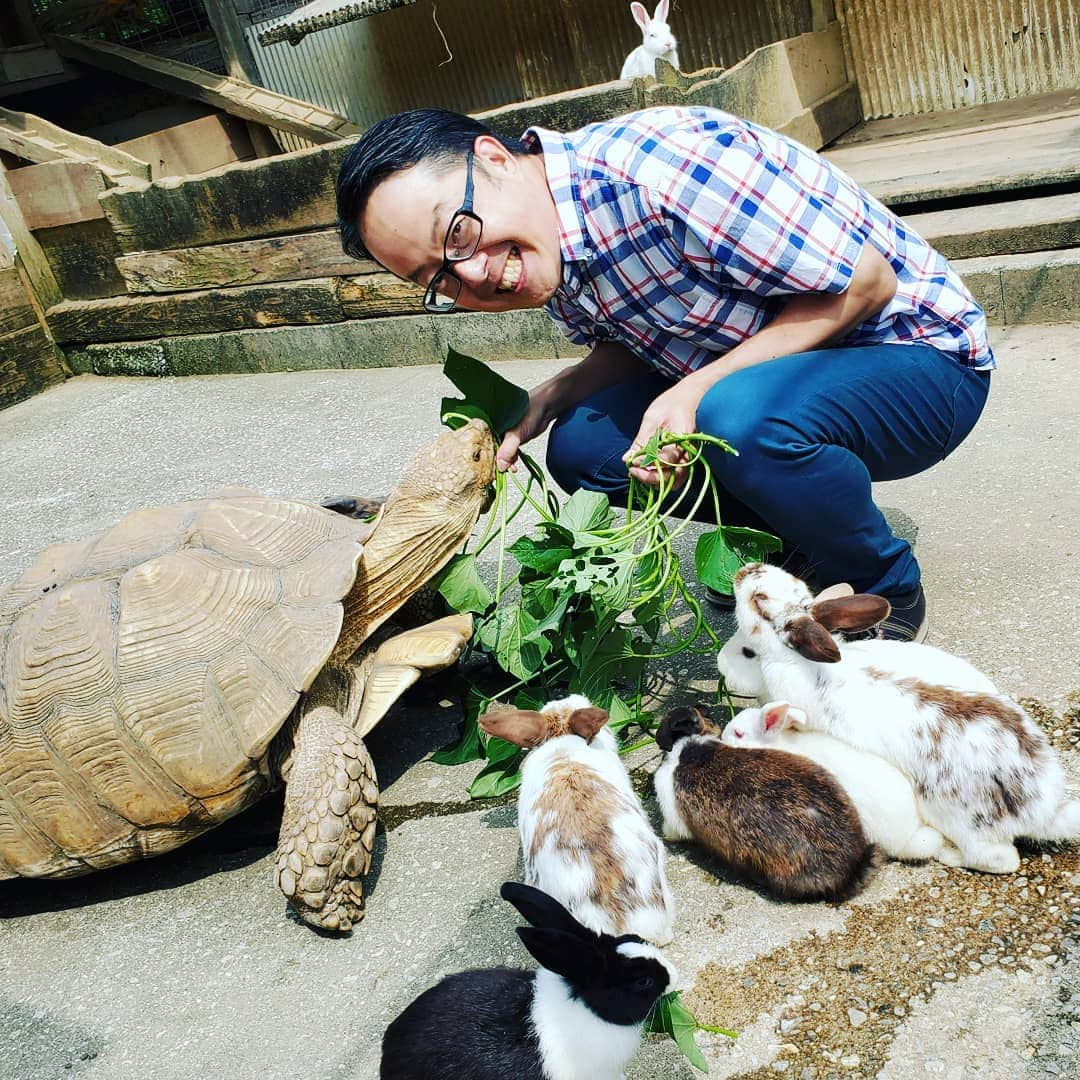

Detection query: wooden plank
(115, 230), (378, 294)
(115, 113), (255, 181)
(46, 278), (347, 344)
(904, 193), (1080, 261)
(36, 217), (127, 300)
(4, 159), (105, 229)
(0, 264), (39, 335)
(0, 321), (67, 411)
(99, 139), (350, 253)
(339, 274), (425, 316)
(0, 104), (151, 183)
(825, 106), (1080, 207)
(50, 35), (362, 145)
(0, 166), (63, 310)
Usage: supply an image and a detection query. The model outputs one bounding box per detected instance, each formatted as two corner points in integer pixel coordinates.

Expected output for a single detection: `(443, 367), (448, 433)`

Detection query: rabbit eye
(741, 646), (756, 659)
(633, 975), (655, 992)
(732, 730), (744, 739)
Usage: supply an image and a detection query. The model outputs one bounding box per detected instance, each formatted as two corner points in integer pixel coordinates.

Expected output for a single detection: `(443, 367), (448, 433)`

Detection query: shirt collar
(523, 125), (593, 267)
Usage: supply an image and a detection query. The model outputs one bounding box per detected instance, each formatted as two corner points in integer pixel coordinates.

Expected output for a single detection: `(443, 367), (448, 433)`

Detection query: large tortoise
(0, 419), (494, 932)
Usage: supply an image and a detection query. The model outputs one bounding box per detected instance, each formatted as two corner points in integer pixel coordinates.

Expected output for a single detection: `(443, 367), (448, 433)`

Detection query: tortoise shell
(0, 492), (374, 879)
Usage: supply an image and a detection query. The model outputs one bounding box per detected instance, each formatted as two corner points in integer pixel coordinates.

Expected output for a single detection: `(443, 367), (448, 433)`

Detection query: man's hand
(622, 379), (706, 487)
(496, 392), (553, 473)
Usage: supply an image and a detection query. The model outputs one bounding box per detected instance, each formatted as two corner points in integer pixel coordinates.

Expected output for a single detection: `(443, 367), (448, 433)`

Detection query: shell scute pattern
(0, 494), (370, 877)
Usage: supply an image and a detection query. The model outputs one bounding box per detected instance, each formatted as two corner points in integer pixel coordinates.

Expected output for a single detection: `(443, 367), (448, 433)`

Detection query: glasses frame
(423, 150), (484, 314)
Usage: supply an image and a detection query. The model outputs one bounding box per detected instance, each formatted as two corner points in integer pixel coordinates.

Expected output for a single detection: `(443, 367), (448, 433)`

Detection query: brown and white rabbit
(620, 1), (680, 79)
(479, 695), (675, 945)
(731, 562), (1080, 874)
(654, 704), (878, 902)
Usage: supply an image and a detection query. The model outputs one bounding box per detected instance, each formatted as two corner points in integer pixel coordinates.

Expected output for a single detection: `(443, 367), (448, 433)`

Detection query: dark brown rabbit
(654, 705), (878, 902)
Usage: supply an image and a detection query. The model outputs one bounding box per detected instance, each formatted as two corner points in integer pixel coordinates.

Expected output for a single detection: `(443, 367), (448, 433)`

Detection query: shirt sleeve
(653, 127), (868, 299)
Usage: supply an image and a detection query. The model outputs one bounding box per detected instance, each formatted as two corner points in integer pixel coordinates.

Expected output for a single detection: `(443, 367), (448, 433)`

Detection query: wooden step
(904, 192), (1079, 260)
(824, 93), (1080, 207)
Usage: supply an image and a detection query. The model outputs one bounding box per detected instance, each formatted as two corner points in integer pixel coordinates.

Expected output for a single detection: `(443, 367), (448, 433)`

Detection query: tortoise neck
(332, 495), (470, 660)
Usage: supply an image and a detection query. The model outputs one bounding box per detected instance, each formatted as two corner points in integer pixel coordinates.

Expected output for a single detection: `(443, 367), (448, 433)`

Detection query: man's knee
(697, 371), (788, 478)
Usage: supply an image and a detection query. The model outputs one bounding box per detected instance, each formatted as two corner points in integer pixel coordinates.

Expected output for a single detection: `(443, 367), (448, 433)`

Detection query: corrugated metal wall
(244, 0), (816, 134)
(837, 0), (1080, 118)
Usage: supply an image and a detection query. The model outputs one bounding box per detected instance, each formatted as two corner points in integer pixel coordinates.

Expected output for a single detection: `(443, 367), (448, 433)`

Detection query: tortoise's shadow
(0, 673), (462, 921)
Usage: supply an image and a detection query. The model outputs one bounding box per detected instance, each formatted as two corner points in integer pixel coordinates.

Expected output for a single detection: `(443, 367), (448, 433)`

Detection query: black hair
(335, 108), (530, 262)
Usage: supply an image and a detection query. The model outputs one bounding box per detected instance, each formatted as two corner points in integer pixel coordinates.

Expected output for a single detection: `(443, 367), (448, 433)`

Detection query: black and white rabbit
(654, 705), (878, 902)
(380, 881), (676, 1080)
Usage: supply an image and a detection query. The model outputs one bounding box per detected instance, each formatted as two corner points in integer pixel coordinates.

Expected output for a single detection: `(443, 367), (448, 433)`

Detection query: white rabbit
(721, 700), (945, 861)
(480, 694), (675, 945)
(730, 562), (1080, 874)
(380, 881), (676, 1080)
(718, 581), (996, 701)
(620, 0), (680, 80)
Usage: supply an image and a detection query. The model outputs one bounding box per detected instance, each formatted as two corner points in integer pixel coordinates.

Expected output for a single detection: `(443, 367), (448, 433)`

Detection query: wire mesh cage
(31, 0), (225, 73)
(242, 0), (416, 49)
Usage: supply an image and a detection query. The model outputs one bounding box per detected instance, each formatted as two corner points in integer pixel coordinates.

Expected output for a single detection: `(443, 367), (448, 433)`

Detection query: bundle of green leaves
(433, 348), (780, 797)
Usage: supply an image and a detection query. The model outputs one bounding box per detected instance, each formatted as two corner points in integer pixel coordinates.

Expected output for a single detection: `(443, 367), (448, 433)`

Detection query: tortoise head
(354, 419), (495, 625)
(393, 417), (496, 518)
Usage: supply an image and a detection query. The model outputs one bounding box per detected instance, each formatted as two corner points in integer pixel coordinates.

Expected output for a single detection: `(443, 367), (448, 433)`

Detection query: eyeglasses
(423, 151), (483, 314)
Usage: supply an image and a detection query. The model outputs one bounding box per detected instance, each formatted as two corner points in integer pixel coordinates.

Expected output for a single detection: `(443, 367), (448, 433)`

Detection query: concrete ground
(0, 323), (1077, 1079)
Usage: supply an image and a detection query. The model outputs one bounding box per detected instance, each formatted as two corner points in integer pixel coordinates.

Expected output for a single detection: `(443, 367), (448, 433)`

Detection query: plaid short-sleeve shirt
(526, 108), (994, 375)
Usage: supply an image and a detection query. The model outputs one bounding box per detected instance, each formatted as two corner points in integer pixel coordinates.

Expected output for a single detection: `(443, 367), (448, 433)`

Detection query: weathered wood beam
(0, 163), (63, 309)
(45, 273), (423, 345)
(99, 140), (350, 253)
(0, 104), (151, 184)
(4, 159), (105, 229)
(50, 34), (362, 144)
(115, 230), (377, 294)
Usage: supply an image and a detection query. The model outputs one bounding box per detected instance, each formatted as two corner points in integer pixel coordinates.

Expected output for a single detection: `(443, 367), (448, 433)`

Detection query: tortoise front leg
(275, 675), (378, 933)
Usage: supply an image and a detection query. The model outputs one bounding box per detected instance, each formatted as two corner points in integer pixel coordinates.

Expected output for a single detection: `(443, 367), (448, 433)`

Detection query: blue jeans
(545, 343), (990, 596)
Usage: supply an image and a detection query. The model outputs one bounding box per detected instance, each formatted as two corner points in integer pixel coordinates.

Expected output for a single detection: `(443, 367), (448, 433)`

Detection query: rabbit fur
(380, 881), (675, 1080)
(731, 562), (1080, 874)
(479, 695), (675, 944)
(721, 701), (945, 861)
(654, 704), (878, 902)
(620, 0), (680, 79)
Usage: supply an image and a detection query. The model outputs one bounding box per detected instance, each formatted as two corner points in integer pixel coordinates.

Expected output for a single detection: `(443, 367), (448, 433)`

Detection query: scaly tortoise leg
(319, 495), (385, 521)
(274, 679), (378, 933)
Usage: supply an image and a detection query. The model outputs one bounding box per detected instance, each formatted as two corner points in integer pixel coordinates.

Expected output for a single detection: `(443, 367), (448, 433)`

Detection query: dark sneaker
(849, 584), (928, 643)
(704, 548), (815, 611)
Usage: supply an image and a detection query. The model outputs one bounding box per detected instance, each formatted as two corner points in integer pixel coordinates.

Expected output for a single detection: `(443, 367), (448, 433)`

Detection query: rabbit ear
(814, 582), (855, 603)
(517, 927), (605, 983)
(500, 881), (584, 935)
(762, 701), (806, 732)
(569, 706), (609, 742)
(479, 708), (551, 747)
(784, 616), (842, 663)
(655, 0), (669, 20)
(630, 2), (650, 30)
(811, 594), (891, 633)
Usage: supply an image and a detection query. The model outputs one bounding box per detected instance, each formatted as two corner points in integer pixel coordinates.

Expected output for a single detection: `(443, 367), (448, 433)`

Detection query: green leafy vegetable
(431, 350), (778, 795)
(441, 347), (530, 435)
(646, 990), (737, 1073)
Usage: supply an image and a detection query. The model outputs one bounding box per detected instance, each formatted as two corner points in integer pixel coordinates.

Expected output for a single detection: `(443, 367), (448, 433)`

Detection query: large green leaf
(645, 990), (736, 1073)
(694, 529), (742, 594)
(477, 606), (543, 680)
(508, 535), (573, 575)
(557, 488), (614, 535)
(441, 347), (530, 435)
(695, 526), (783, 594)
(434, 553), (493, 614)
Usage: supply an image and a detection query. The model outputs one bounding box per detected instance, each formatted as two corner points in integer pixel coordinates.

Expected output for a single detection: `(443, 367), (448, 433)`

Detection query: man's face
(360, 135), (563, 312)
